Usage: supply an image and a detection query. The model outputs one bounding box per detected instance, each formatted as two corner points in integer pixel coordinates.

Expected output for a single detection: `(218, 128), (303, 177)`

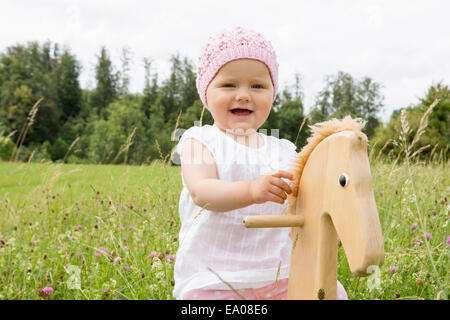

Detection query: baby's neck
(219, 127), (264, 149)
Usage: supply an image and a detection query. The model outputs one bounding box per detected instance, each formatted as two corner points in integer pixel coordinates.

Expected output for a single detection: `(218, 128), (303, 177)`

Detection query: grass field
(0, 159), (448, 300)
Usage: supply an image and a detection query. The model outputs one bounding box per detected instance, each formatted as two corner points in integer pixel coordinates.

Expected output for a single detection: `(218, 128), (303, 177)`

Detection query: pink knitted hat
(196, 26), (279, 109)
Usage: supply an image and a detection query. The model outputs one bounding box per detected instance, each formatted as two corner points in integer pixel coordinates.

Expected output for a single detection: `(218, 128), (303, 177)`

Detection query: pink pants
(183, 278), (348, 300)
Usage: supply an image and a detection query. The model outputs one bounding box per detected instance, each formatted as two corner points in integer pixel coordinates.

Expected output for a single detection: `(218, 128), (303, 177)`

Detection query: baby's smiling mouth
(230, 108), (253, 115)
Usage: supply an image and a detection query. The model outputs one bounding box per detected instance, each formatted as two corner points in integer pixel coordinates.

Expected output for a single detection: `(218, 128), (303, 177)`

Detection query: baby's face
(206, 59), (274, 135)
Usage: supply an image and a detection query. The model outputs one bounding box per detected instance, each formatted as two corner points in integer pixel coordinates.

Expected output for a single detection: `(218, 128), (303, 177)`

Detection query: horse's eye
(339, 173), (349, 187)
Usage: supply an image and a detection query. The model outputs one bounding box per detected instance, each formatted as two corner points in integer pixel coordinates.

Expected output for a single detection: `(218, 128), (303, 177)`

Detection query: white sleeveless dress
(173, 124), (297, 300)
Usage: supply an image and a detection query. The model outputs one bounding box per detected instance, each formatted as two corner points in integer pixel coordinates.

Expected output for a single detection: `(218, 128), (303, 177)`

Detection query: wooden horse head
(243, 116), (384, 300)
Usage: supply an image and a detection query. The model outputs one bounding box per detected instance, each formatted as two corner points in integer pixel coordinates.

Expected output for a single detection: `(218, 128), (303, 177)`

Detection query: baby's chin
(217, 124), (258, 136)
(227, 127), (258, 136)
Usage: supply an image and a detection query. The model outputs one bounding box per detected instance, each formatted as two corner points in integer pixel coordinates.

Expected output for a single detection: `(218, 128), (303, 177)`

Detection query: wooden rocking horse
(243, 116), (384, 300)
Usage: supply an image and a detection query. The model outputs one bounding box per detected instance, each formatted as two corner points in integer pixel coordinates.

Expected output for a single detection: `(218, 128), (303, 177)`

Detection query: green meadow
(0, 159), (448, 300)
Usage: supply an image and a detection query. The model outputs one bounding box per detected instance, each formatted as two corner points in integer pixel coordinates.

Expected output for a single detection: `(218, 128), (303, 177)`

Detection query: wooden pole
(243, 215), (304, 228)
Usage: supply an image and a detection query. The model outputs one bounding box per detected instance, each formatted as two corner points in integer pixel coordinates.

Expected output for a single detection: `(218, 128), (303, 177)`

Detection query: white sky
(1, 0), (449, 124)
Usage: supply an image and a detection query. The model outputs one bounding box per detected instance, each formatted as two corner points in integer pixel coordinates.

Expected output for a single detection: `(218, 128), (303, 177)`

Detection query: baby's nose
(236, 89), (250, 101)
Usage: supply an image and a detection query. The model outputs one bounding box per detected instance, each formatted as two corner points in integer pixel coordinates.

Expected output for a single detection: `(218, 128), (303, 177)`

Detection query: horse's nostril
(339, 173), (349, 187)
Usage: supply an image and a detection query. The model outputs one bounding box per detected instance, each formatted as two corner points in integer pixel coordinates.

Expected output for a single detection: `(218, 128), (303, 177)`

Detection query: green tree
(91, 47), (119, 118)
(179, 99), (213, 129)
(88, 119), (124, 164)
(312, 71), (383, 138)
(418, 82), (449, 151)
(147, 93), (173, 162)
(51, 49), (82, 122)
(49, 137), (69, 161)
(118, 46), (132, 98)
(88, 96), (150, 164)
(274, 87), (308, 149)
(0, 42), (61, 145)
(179, 56), (199, 114)
(157, 53), (198, 128)
(160, 53), (183, 125)
(141, 57), (159, 118)
(0, 134), (14, 160)
(372, 82), (449, 162)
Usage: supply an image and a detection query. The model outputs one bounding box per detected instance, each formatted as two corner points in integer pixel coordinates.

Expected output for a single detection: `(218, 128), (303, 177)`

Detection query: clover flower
(42, 286), (53, 296)
(166, 254), (175, 262)
(390, 265), (397, 274)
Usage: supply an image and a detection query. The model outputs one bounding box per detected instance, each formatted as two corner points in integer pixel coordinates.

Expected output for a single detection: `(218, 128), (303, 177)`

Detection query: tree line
(0, 41), (448, 165)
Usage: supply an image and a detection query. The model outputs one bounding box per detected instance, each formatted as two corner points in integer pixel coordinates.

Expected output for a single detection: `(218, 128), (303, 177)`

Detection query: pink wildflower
(411, 222), (418, 229)
(88, 232), (94, 238)
(124, 265), (131, 271)
(120, 204), (125, 209)
(150, 251), (158, 258)
(431, 209), (436, 215)
(74, 225), (82, 231)
(113, 256), (122, 264)
(166, 254), (175, 262)
(424, 232), (432, 240)
(129, 226), (134, 231)
(390, 265), (397, 274)
(379, 190), (384, 196)
(42, 286), (53, 296)
(99, 247), (108, 254)
(446, 236), (450, 246)
(69, 236), (74, 241)
(94, 252), (101, 259)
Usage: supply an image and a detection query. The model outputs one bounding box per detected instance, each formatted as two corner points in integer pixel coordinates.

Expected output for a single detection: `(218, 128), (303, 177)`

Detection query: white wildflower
(366, 265), (382, 291)
(151, 258), (163, 272)
(156, 271), (165, 280)
(64, 264), (81, 290)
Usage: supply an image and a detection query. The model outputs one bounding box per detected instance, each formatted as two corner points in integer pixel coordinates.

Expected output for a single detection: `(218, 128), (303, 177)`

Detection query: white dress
(173, 124), (298, 300)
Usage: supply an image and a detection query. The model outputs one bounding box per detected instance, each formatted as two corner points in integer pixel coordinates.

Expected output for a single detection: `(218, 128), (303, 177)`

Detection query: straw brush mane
(286, 115), (368, 215)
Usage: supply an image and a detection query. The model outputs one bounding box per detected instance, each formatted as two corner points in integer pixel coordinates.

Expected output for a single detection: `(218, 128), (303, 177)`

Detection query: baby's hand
(249, 170), (295, 205)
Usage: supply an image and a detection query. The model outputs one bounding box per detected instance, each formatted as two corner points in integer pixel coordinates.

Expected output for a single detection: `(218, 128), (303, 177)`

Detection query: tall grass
(0, 161), (181, 299)
(9, 98), (43, 162)
(0, 156), (447, 300)
(0, 100), (448, 300)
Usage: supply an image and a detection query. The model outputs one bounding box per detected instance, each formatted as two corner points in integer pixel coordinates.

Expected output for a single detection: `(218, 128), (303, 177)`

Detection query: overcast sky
(1, 0), (449, 124)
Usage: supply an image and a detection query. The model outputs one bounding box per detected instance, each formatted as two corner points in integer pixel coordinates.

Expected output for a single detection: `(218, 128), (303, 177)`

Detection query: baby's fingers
(270, 175), (292, 195)
(271, 170), (295, 181)
(268, 187), (287, 204)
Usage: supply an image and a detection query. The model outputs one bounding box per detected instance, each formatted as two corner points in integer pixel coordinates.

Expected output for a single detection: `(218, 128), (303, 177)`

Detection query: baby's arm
(180, 138), (294, 212)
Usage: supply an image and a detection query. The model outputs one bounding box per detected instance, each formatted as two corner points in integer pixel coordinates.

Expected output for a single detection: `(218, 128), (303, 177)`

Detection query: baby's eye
(252, 84), (264, 89)
(222, 83), (235, 87)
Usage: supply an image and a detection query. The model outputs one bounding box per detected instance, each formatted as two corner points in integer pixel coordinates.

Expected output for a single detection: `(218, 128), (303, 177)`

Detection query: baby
(173, 26), (347, 300)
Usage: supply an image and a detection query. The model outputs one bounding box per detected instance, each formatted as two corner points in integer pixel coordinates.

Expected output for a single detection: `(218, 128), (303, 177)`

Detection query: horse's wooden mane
(286, 115), (368, 215)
